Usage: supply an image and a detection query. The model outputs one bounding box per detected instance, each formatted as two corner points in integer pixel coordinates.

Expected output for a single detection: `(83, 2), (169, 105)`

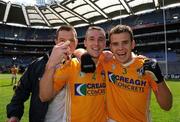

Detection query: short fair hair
(85, 26), (106, 40)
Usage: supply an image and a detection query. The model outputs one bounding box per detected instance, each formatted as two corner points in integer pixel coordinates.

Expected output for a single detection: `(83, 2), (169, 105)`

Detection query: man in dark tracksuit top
(6, 25), (79, 122)
(7, 53), (49, 122)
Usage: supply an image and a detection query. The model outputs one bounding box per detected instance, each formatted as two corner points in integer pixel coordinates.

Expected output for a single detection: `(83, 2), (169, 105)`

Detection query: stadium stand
(0, 1), (180, 79)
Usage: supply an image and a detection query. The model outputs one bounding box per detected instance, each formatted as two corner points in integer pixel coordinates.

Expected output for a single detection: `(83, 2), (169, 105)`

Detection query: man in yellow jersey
(39, 26), (107, 122)
(10, 65), (18, 85)
(103, 25), (172, 122)
(7, 25), (81, 122)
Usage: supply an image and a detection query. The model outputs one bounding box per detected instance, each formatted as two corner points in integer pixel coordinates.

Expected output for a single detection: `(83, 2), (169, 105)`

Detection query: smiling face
(109, 25), (135, 64)
(55, 30), (77, 54)
(84, 27), (106, 62)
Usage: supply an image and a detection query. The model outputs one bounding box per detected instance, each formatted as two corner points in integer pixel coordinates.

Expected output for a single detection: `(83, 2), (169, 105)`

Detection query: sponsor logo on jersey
(75, 83), (106, 96)
(108, 72), (117, 83)
(108, 71), (147, 92)
(75, 83), (87, 96)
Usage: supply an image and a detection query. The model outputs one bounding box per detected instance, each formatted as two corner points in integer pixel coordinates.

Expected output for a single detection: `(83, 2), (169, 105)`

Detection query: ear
(75, 39), (78, 48)
(55, 39), (58, 44)
(109, 43), (112, 52)
(131, 40), (135, 49)
(84, 39), (87, 48)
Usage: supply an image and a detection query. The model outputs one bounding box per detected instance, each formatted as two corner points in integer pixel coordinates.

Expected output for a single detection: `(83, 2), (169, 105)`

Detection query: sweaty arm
(39, 42), (70, 102)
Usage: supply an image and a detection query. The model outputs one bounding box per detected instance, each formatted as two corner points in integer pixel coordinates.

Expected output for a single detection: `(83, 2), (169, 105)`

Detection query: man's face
(110, 32), (135, 64)
(55, 30), (77, 54)
(84, 29), (106, 59)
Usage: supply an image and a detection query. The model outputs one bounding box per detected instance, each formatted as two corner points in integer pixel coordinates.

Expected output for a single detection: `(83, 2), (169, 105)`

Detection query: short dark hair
(55, 25), (77, 39)
(109, 25), (134, 42)
(85, 26), (106, 40)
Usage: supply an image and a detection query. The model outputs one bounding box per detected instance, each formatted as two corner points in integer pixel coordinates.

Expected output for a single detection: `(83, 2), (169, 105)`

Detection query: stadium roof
(0, 0), (180, 28)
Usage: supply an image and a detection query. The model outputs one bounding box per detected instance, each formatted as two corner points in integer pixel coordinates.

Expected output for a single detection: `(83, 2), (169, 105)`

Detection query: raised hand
(47, 40), (71, 68)
(143, 59), (164, 83)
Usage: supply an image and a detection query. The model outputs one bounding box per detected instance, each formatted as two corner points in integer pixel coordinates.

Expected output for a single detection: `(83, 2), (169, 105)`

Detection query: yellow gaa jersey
(54, 58), (107, 122)
(102, 57), (158, 122)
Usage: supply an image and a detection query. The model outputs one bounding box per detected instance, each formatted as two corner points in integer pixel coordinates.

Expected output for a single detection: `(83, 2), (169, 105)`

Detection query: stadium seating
(0, 6), (180, 77)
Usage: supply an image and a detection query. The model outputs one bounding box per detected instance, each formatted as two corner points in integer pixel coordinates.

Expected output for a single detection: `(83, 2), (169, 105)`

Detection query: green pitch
(0, 74), (29, 122)
(0, 74), (180, 122)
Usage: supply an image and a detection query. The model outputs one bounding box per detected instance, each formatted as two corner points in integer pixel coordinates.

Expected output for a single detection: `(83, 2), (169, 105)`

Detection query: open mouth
(92, 47), (100, 51)
(91, 47), (102, 53)
(116, 52), (126, 57)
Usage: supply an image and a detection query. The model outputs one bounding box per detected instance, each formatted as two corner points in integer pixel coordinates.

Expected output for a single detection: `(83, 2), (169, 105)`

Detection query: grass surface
(150, 81), (180, 122)
(0, 74), (179, 122)
(0, 74), (29, 122)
